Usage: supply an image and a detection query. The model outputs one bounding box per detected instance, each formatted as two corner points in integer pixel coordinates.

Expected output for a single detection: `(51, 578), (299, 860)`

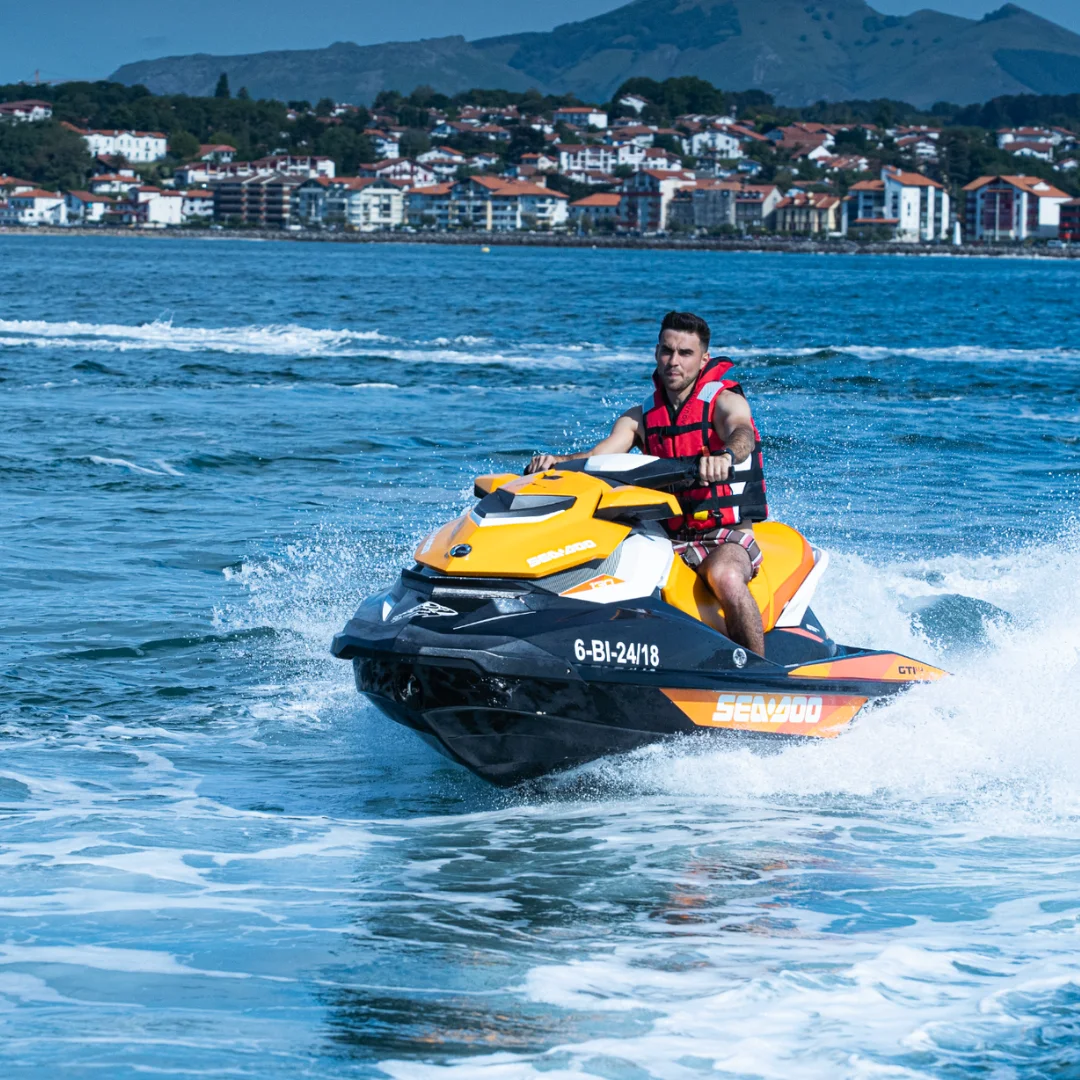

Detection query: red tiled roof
(777, 193), (840, 209)
(409, 183), (455, 196)
(884, 168), (944, 190)
(962, 174), (1069, 198)
(571, 193), (621, 207)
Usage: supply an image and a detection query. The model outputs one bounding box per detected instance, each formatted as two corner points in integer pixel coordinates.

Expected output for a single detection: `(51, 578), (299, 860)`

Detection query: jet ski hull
(333, 571), (939, 786)
(348, 654), (916, 786)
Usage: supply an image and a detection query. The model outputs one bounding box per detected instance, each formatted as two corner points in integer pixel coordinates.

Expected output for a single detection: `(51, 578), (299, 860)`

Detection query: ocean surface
(2, 234), (1079, 1079)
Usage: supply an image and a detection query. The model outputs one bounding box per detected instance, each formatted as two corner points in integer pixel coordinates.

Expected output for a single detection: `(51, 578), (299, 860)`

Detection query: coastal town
(2, 86), (1080, 245)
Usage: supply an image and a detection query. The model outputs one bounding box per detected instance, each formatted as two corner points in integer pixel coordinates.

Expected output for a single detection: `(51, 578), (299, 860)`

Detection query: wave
(565, 525), (1080, 824)
(0, 318), (637, 368)
(4, 317), (1078, 372)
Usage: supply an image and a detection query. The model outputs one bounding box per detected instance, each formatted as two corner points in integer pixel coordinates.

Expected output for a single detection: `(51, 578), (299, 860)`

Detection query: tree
(315, 125), (375, 173)
(214, 73), (230, 99)
(315, 97), (335, 117)
(0, 120), (93, 190)
(168, 129), (200, 161)
(237, 87), (251, 101)
(505, 124), (545, 163)
(399, 128), (430, 158)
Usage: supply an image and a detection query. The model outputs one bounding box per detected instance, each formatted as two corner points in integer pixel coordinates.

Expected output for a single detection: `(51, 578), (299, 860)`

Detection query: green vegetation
(0, 120), (92, 189)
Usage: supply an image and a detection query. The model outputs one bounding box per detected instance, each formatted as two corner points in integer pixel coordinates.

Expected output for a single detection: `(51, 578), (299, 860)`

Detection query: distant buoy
(481, 246), (491, 253)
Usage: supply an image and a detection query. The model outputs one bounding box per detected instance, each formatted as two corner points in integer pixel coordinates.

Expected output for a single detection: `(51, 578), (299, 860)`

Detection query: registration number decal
(574, 638), (660, 667)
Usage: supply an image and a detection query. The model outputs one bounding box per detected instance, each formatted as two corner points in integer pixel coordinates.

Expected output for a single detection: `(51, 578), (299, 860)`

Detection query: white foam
(573, 526), (1080, 826)
(87, 455), (165, 476)
(0, 943), (250, 979)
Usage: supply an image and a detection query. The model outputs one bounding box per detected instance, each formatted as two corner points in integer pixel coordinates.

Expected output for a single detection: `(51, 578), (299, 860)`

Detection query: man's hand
(698, 452), (733, 486)
(526, 453), (562, 474)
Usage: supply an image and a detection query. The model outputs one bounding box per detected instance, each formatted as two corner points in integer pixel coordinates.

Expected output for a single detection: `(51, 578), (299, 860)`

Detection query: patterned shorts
(672, 525), (763, 579)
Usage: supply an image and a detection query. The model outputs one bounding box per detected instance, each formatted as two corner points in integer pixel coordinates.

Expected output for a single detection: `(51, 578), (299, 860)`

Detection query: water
(2, 234), (1079, 1078)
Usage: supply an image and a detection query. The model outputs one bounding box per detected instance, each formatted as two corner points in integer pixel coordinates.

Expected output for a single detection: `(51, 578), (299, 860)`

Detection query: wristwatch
(720, 448), (737, 468)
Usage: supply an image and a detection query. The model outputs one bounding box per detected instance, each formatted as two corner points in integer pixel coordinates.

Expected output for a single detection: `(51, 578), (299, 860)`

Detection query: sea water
(1, 235), (1079, 1078)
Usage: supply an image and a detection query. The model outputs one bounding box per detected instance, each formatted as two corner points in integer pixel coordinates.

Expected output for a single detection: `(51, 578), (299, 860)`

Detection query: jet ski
(332, 455), (945, 786)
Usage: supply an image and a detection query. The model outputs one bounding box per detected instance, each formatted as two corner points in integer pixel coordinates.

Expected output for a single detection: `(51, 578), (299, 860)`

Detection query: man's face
(655, 329), (708, 398)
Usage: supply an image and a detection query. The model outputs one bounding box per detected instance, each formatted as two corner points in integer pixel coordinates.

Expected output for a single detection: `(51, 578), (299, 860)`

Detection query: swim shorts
(672, 525), (763, 579)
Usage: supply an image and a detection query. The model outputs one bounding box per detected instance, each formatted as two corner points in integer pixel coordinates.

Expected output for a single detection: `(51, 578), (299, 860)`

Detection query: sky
(2, 0), (1078, 87)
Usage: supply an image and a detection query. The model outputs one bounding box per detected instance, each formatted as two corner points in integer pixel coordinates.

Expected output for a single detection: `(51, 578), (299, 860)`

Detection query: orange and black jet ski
(332, 455), (944, 786)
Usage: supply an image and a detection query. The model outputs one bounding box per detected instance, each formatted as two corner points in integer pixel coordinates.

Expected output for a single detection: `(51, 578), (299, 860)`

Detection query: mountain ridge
(109, 0), (1080, 108)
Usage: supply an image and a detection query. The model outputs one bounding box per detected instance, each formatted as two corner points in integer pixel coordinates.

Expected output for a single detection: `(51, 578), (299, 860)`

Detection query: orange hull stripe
(789, 655), (947, 682)
(662, 688), (868, 738)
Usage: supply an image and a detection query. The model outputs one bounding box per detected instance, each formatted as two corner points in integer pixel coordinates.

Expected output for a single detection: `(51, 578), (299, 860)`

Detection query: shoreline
(3, 224), (1079, 259)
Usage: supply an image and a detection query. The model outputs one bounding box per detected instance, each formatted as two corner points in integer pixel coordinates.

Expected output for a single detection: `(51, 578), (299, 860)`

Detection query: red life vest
(641, 356), (768, 534)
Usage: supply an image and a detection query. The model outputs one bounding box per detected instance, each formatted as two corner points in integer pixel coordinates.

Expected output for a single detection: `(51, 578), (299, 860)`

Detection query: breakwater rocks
(5, 225), (1080, 258)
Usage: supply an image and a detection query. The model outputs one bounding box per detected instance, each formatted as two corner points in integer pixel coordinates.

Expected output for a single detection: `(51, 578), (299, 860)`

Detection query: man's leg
(698, 543), (765, 656)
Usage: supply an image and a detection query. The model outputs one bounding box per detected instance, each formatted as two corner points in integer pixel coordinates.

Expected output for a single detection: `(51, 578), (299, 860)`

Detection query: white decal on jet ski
(574, 638), (660, 667)
(712, 693), (824, 725)
(390, 601), (459, 623)
(527, 539), (596, 569)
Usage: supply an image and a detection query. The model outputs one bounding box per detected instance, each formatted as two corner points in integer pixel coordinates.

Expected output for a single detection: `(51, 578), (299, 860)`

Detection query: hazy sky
(2, 0), (1077, 86)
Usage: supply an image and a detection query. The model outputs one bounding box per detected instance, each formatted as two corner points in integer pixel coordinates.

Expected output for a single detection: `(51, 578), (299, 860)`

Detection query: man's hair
(659, 310), (710, 351)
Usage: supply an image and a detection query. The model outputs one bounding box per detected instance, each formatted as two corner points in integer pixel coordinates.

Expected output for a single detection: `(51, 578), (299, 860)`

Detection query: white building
(558, 144), (616, 174)
(690, 128), (744, 159)
(81, 129), (168, 163)
(962, 174), (1071, 240)
(1006, 141), (1054, 163)
(358, 158), (436, 187)
(553, 107), (608, 130)
(254, 154), (335, 179)
(997, 127), (1055, 148)
(371, 132), (401, 159)
(417, 146), (467, 180)
(88, 173), (137, 196)
(182, 190), (215, 222)
(407, 176), (568, 231)
(65, 190), (115, 223)
(0, 189), (66, 225)
(296, 177), (405, 230)
(618, 94), (649, 116)
(131, 188), (185, 226)
(882, 167), (950, 241)
(0, 99), (53, 123)
(569, 192), (622, 225)
(199, 143), (236, 163)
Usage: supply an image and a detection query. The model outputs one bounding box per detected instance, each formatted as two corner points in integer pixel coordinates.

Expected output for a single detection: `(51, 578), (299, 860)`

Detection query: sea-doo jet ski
(332, 455), (945, 786)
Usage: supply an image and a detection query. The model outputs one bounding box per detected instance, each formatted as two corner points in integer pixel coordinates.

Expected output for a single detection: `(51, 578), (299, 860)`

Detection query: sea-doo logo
(391, 601), (458, 623)
(527, 539), (596, 569)
(713, 693), (824, 725)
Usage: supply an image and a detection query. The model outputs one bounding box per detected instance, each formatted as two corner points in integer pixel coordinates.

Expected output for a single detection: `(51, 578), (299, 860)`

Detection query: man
(527, 310), (768, 655)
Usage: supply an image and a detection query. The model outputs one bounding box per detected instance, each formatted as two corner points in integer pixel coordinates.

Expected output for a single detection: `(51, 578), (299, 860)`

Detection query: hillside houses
(2, 88), (1079, 243)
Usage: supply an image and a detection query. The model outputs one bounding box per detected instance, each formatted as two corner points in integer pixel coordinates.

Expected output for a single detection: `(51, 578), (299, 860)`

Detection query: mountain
(109, 1), (1080, 108)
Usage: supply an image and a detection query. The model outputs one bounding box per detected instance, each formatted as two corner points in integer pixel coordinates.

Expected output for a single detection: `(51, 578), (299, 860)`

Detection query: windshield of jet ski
(551, 453), (702, 491)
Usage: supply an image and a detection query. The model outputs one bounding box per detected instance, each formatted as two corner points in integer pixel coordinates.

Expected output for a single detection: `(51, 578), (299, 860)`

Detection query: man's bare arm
(699, 391), (757, 485)
(526, 407), (643, 474)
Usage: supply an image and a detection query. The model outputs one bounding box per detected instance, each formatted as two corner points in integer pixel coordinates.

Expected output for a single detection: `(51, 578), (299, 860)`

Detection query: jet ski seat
(662, 522), (816, 635)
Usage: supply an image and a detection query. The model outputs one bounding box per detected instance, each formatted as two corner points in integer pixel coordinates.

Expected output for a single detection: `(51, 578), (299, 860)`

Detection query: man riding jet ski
(331, 317), (946, 787)
(528, 310), (767, 655)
